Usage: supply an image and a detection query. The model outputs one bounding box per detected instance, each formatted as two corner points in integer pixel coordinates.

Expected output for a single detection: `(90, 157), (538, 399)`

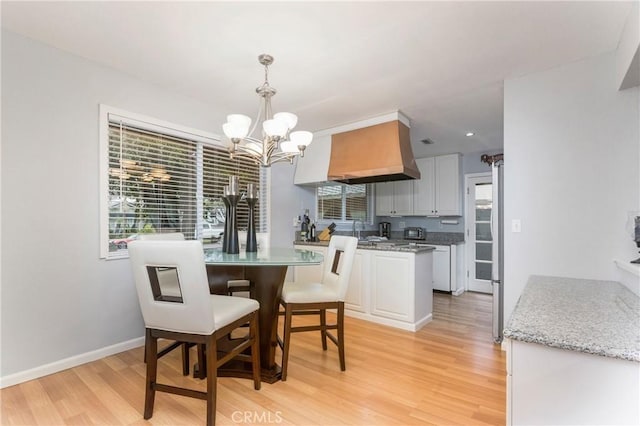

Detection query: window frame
(314, 182), (375, 227)
(99, 104), (270, 259)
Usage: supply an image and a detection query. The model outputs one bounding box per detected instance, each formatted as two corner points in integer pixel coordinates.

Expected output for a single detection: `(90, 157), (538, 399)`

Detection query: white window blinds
(317, 183), (370, 222)
(104, 110), (264, 257)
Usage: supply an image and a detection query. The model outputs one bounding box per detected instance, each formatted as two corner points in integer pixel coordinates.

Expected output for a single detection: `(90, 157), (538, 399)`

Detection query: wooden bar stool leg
(181, 343), (190, 376)
(144, 329), (157, 419)
(320, 308), (328, 350)
(337, 303), (346, 371)
(206, 336), (217, 426)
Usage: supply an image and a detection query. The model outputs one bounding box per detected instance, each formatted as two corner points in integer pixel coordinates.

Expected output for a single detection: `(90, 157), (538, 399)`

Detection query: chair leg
(337, 303), (346, 371)
(205, 336), (217, 426)
(181, 343), (190, 376)
(250, 312), (261, 390)
(143, 329), (157, 420)
(281, 304), (293, 381)
(319, 308), (328, 350)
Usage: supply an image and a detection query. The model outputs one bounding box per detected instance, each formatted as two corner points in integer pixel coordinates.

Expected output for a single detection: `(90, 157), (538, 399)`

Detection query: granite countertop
(293, 239), (435, 253)
(504, 275), (640, 362)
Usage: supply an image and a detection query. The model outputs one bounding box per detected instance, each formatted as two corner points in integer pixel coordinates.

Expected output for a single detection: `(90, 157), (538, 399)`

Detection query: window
(100, 105), (267, 259)
(316, 183), (372, 223)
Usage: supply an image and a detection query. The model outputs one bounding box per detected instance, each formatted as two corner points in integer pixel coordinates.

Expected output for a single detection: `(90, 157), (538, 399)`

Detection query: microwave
(404, 227), (425, 240)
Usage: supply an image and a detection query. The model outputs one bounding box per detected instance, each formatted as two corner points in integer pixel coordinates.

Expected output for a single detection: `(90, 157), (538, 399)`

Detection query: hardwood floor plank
(0, 292), (505, 425)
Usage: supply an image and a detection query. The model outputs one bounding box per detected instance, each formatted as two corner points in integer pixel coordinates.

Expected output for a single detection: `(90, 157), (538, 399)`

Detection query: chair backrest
(128, 240), (216, 334)
(321, 236), (358, 301)
(138, 232), (185, 241)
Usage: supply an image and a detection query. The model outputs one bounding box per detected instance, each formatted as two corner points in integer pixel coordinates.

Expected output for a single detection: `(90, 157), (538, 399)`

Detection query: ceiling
(1, 1), (633, 157)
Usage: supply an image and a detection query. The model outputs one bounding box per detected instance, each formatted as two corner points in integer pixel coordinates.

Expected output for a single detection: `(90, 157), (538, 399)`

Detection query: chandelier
(222, 54), (313, 167)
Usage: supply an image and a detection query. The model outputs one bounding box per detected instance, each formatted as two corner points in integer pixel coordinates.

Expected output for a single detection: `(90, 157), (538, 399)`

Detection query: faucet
(352, 219), (364, 240)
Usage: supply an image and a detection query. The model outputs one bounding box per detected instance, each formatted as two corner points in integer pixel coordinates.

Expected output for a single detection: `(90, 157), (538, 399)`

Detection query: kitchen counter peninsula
(504, 275), (640, 425)
(293, 240), (433, 331)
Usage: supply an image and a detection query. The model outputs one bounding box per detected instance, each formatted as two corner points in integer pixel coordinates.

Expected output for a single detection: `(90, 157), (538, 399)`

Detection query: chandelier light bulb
(274, 112), (298, 131)
(263, 119), (287, 138)
(289, 130), (313, 146)
(279, 140), (299, 153)
(223, 122), (249, 139)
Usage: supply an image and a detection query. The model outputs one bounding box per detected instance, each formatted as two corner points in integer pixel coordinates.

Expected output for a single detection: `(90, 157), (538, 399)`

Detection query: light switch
(512, 219), (522, 233)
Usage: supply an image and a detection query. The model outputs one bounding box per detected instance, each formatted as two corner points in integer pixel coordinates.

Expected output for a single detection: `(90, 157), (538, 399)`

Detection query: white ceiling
(1, 1), (633, 156)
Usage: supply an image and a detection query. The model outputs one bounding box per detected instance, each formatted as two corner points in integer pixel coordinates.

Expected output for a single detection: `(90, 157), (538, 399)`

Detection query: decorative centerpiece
(245, 183), (259, 252)
(222, 176), (240, 254)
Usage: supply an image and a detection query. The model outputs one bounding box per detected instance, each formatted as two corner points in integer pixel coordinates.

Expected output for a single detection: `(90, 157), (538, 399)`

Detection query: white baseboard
(344, 310), (432, 332)
(452, 288), (465, 296)
(0, 336), (145, 389)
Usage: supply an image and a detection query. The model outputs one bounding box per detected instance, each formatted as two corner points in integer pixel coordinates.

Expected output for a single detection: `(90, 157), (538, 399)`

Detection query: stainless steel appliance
(379, 222), (391, 238)
(404, 227), (425, 240)
(491, 160), (505, 343)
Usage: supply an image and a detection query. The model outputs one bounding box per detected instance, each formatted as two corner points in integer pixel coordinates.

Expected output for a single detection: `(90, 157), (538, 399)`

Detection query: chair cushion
(211, 295), (259, 330)
(281, 282), (339, 304)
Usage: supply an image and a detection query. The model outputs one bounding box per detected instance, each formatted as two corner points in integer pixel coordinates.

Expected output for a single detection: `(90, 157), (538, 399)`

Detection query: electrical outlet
(399, 221), (406, 229)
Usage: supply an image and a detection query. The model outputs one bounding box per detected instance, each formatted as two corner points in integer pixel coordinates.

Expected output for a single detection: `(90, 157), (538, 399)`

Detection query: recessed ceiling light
(465, 132), (475, 137)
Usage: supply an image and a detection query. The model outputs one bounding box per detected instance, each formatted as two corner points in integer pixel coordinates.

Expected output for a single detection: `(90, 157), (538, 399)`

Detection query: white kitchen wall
(503, 51), (639, 321)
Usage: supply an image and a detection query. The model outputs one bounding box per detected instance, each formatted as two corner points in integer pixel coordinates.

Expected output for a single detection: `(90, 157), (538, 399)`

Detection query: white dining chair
(128, 240), (261, 425)
(278, 235), (358, 381)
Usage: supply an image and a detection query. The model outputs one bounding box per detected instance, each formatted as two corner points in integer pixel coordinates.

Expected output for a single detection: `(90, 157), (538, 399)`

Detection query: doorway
(465, 173), (493, 294)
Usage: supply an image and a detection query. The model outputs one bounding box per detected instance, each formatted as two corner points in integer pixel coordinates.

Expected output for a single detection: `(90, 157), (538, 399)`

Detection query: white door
(465, 173), (493, 293)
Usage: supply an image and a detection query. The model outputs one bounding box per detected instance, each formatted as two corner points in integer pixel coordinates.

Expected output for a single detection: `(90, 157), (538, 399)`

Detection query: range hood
(327, 120), (421, 184)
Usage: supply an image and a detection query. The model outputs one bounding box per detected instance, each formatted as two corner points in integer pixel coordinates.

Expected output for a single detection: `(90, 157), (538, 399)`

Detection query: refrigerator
(491, 160), (504, 343)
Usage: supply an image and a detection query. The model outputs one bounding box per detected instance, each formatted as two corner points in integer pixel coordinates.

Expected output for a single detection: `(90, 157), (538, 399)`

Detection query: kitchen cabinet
(432, 245), (451, 292)
(414, 154), (462, 216)
(369, 250), (432, 330)
(293, 133), (331, 185)
(344, 250), (368, 313)
(293, 243), (433, 331)
(507, 339), (639, 425)
(375, 180), (414, 216)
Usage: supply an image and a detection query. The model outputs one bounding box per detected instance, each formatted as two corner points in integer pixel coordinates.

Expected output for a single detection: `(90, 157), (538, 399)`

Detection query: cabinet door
(293, 246), (326, 284)
(370, 252), (412, 321)
(344, 250), (368, 313)
(432, 245), (451, 291)
(434, 154), (461, 216)
(393, 180), (414, 215)
(414, 157), (436, 215)
(375, 182), (395, 215)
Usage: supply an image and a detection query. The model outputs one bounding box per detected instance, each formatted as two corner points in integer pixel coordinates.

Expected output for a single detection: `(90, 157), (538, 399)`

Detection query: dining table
(203, 246), (323, 383)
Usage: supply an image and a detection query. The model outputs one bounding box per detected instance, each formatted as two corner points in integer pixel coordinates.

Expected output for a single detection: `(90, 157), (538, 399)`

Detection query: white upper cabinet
(414, 154), (462, 216)
(293, 133), (331, 185)
(375, 180), (414, 216)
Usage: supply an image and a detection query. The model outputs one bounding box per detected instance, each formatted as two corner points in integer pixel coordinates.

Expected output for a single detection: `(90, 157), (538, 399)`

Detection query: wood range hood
(327, 120), (421, 184)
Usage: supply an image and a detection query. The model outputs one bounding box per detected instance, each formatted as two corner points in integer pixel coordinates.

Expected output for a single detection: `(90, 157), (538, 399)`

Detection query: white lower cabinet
(370, 251), (412, 321)
(344, 250), (368, 313)
(507, 339), (640, 426)
(293, 245), (433, 331)
(432, 245), (451, 292)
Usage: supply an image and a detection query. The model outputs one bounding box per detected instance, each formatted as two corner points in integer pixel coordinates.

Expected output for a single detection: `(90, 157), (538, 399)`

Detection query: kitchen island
(504, 275), (640, 425)
(293, 240), (434, 331)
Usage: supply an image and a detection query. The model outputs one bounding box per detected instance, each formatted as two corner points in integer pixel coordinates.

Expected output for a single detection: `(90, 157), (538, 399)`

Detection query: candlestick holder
(246, 195), (258, 252)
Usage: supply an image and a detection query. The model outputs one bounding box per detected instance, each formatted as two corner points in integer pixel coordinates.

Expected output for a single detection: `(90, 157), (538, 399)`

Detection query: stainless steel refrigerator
(491, 160), (504, 343)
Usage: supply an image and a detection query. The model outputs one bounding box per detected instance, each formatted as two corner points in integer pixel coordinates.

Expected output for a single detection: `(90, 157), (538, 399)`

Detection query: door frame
(464, 172), (493, 292)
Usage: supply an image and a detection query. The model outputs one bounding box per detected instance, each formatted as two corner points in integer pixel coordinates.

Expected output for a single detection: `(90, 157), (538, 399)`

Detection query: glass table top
(203, 247), (324, 266)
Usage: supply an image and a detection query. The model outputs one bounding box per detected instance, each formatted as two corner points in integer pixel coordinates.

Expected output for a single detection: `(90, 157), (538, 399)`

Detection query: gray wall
(503, 51), (639, 321)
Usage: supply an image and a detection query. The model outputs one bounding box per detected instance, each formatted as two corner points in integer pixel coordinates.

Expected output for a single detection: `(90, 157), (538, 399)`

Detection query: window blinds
(317, 184), (369, 222)
(107, 117), (262, 252)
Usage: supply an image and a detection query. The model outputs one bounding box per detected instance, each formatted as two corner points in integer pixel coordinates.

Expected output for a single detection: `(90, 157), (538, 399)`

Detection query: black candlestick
(224, 194), (241, 254)
(221, 196), (230, 252)
(246, 197), (258, 252)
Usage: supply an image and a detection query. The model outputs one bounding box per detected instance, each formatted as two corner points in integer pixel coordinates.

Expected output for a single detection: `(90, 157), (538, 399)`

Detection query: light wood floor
(1, 292), (505, 425)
